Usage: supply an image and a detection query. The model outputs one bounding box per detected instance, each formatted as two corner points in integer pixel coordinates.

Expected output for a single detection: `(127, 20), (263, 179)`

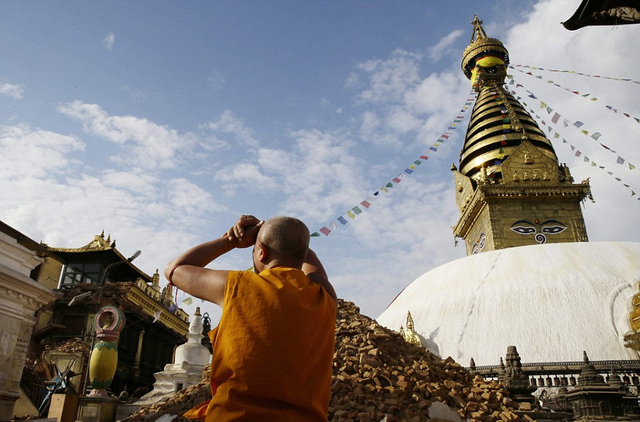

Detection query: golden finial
(470, 15), (487, 43)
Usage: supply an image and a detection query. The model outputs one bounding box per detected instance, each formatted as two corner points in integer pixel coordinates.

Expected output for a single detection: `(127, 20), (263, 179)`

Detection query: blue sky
(2, 0), (640, 323)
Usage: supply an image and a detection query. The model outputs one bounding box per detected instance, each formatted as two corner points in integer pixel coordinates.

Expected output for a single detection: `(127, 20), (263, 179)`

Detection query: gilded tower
(452, 17), (592, 255)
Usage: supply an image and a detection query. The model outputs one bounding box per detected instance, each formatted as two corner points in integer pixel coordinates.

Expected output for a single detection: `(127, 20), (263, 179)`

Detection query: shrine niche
(500, 139), (560, 185)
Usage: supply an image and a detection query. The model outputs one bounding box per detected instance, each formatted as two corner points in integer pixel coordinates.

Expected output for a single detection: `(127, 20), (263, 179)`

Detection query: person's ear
(256, 242), (269, 263)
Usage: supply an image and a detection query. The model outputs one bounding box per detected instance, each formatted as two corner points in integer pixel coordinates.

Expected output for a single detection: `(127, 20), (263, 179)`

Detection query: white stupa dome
(377, 241), (640, 366)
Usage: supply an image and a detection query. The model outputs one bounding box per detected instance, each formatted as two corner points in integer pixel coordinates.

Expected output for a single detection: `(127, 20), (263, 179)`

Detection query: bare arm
(302, 248), (337, 303)
(164, 216), (262, 307)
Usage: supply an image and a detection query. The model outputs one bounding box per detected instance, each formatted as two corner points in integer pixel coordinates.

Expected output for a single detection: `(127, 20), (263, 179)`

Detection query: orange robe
(186, 267), (336, 422)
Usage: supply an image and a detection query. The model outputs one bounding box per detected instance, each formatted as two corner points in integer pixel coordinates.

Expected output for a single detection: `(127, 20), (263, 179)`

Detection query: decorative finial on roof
(152, 269), (160, 286)
(470, 15), (487, 43)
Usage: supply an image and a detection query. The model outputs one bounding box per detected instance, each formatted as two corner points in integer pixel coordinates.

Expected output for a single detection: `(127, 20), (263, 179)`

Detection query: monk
(165, 215), (337, 421)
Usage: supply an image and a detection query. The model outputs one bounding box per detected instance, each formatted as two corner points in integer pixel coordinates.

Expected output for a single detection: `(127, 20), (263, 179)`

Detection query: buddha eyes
(511, 226), (536, 234)
(510, 220), (566, 236)
(541, 225), (566, 234)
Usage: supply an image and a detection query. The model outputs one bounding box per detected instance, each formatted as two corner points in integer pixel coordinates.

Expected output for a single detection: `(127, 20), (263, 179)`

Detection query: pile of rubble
(41, 337), (90, 355)
(123, 378), (210, 422)
(328, 300), (521, 422)
(122, 300), (523, 422)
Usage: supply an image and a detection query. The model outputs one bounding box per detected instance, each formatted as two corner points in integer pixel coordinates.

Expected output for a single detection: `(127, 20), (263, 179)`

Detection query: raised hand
(226, 215), (263, 248)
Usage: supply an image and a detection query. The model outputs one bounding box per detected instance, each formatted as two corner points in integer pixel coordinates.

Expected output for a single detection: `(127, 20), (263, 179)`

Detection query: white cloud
(57, 101), (195, 169)
(354, 49), (423, 104)
(0, 122), (226, 278)
(215, 163), (279, 194)
(0, 82), (24, 99)
(103, 32), (115, 50)
(427, 29), (464, 61)
(206, 110), (259, 149)
(385, 107), (422, 133)
(0, 124), (84, 179)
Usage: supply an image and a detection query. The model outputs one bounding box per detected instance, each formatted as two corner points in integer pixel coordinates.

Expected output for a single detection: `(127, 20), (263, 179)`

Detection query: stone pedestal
(77, 395), (118, 422)
(47, 394), (79, 422)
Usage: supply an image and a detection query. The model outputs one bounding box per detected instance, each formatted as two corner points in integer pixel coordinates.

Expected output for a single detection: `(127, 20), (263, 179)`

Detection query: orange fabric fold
(199, 267), (336, 422)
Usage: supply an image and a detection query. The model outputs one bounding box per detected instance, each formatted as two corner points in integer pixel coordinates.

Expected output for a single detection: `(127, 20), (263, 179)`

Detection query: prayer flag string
(507, 81), (639, 201)
(508, 65), (640, 125)
(310, 91), (477, 237)
(508, 75), (639, 169)
(510, 64), (640, 86)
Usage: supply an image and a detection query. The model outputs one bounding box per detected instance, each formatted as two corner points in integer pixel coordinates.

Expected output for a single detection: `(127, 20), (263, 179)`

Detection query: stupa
(136, 308), (211, 405)
(377, 17), (640, 367)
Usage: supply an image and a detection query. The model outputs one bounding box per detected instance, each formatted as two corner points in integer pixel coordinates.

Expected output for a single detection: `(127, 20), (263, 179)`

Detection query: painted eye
(541, 225), (566, 234)
(511, 226), (536, 234)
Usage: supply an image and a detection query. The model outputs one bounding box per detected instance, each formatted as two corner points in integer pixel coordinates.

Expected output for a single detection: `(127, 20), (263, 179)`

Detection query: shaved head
(257, 216), (310, 267)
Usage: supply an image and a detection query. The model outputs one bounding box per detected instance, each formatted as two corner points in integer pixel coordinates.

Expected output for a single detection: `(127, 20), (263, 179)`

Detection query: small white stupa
(137, 307), (211, 404)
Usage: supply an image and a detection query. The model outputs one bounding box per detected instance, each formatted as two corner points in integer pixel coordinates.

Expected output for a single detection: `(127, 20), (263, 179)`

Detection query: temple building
(377, 17), (640, 373)
(13, 229), (191, 418)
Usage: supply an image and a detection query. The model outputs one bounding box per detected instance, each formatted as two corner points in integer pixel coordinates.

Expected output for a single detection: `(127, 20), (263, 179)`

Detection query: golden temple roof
(48, 231), (153, 283)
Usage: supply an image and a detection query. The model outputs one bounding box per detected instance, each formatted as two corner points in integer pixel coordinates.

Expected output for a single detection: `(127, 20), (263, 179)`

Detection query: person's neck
(262, 259), (301, 271)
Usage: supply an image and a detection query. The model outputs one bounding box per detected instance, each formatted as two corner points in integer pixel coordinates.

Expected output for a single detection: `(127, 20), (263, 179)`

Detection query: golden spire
(452, 17), (591, 255)
(458, 17), (557, 182)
